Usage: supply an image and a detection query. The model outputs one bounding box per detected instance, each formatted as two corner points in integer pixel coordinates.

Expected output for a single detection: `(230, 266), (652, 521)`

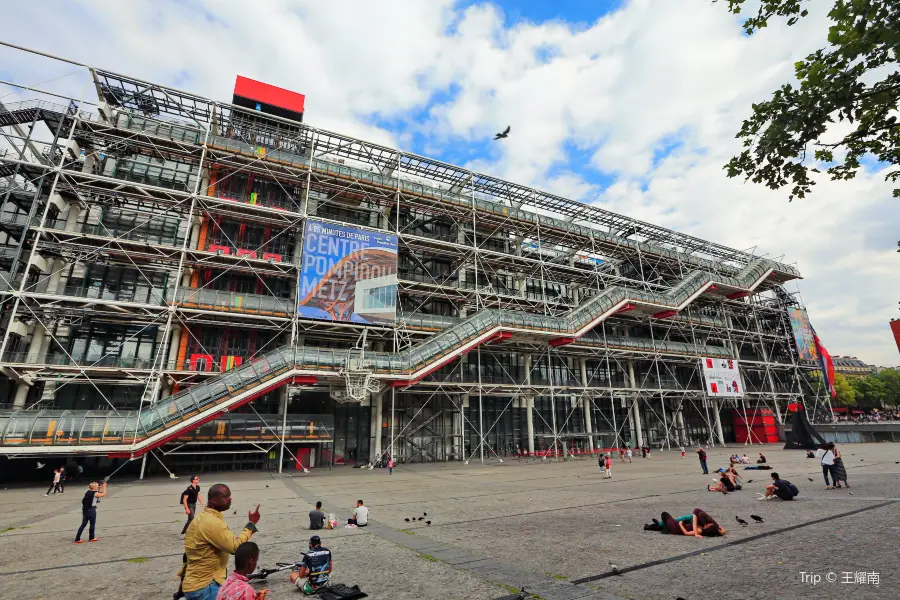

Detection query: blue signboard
(298, 219), (398, 324)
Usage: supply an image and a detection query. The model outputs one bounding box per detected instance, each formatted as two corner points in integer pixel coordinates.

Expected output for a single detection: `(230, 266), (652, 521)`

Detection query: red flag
(813, 333), (836, 398)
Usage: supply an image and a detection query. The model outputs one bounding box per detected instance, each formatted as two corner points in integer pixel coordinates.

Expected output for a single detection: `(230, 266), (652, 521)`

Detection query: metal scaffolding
(0, 42), (828, 470)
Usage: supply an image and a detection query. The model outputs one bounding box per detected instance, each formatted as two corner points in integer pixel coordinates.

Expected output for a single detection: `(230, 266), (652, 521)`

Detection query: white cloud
(0, 0), (896, 364)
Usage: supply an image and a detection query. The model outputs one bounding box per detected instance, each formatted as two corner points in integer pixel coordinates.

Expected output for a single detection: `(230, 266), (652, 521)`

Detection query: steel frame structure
(0, 43), (829, 470)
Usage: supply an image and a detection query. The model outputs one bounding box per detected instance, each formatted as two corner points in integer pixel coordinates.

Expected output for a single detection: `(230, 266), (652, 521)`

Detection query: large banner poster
(298, 220), (398, 325)
(700, 357), (744, 397)
(788, 307), (818, 361)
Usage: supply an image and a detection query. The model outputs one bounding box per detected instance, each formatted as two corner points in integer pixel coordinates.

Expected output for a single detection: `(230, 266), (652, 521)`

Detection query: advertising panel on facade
(298, 220), (398, 324)
(700, 357), (744, 397)
(787, 307), (818, 361)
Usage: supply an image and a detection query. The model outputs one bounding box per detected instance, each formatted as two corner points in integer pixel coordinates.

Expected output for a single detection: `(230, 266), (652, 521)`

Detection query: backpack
(786, 482), (799, 497)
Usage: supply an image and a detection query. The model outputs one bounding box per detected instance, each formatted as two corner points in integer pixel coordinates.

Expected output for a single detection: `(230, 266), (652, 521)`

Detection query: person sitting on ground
(763, 472), (799, 501)
(216, 541), (268, 600)
(309, 501), (326, 530)
(741, 454), (751, 464)
(289, 535), (332, 594)
(708, 471), (741, 494)
(757, 452), (766, 464)
(347, 499), (368, 527)
(806, 450), (815, 459)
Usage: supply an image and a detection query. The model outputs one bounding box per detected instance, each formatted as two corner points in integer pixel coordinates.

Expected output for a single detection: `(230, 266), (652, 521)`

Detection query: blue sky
(0, 0), (898, 365)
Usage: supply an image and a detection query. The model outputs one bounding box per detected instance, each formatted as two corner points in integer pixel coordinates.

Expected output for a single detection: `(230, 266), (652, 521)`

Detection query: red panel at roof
(234, 75), (305, 114)
(891, 319), (900, 353)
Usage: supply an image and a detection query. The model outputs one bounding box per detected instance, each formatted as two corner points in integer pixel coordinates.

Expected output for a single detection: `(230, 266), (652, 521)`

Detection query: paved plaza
(0, 443), (897, 599)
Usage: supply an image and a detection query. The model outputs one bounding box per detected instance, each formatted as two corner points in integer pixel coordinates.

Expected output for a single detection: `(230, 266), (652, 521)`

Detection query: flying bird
(750, 515), (764, 523)
(493, 126), (510, 140)
(747, 480), (753, 484)
(807, 478), (814, 482)
(735, 516), (748, 526)
(36, 462), (46, 470)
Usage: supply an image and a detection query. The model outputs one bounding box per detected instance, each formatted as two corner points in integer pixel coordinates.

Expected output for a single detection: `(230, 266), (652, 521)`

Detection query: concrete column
(676, 408), (687, 446)
(12, 382), (30, 409)
(369, 391), (379, 461)
(631, 398), (644, 448)
(64, 203), (82, 231)
(25, 325), (47, 364)
(277, 387), (289, 473)
(45, 259), (68, 296)
(580, 359), (593, 452)
(627, 361), (643, 447)
(711, 398), (726, 446)
(167, 325), (183, 371)
(373, 392), (384, 460)
(525, 396), (535, 455)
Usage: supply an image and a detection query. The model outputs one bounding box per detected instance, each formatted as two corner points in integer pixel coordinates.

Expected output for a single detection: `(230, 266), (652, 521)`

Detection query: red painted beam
(651, 310), (678, 319)
(616, 303), (637, 313)
(291, 376), (317, 385)
(727, 291), (750, 300)
(705, 285), (719, 293)
(487, 331), (513, 344)
(549, 337), (576, 347)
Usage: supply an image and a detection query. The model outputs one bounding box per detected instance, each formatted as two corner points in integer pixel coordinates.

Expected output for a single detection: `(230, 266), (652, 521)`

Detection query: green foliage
(718, 0), (900, 201)
(850, 373), (891, 407)
(832, 372), (857, 406)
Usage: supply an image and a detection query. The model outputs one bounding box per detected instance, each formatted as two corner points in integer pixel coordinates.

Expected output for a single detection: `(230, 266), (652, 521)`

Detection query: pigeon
(265, 485), (269, 488)
(747, 480), (753, 484)
(404, 518), (410, 522)
(750, 515), (764, 523)
(417, 517), (424, 521)
(807, 477), (814, 482)
(608, 561), (620, 575)
(849, 492), (854, 495)
(233, 511), (237, 515)
(735, 516), (748, 526)
(36, 462), (46, 470)
(423, 512), (427, 517)
(860, 459), (864, 462)
(895, 462), (899, 464)
(425, 520), (431, 525)
(493, 126), (511, 140)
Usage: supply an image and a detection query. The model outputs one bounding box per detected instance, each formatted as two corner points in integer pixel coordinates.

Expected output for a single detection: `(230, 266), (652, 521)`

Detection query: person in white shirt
(816, 444), (835, 488)
(348, 500), (368, 527)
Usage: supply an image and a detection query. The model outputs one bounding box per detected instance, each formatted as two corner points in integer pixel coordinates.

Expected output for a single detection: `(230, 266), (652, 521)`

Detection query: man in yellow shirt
(181, 483), (261, 600)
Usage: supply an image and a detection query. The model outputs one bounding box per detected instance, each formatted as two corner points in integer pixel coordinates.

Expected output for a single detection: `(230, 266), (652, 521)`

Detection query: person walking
(604, 454), (613, 479)
(598, 452), (607, 477)
(816, 444), (835, 489)
(625, 447), (633, 463)
(829, 443), (850, 488)
(387, 456), (395, 475)
(182, 484), (260, 600)
(56, 467), (66, 494)
(45, 468), (61, 496)
(181, 475), (204, 535)
(697, 447), (709, 475)
(74, 480), (107, 543)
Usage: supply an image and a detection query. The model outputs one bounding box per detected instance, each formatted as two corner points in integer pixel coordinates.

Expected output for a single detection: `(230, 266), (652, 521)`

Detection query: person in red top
(217, 542), (267, 600)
